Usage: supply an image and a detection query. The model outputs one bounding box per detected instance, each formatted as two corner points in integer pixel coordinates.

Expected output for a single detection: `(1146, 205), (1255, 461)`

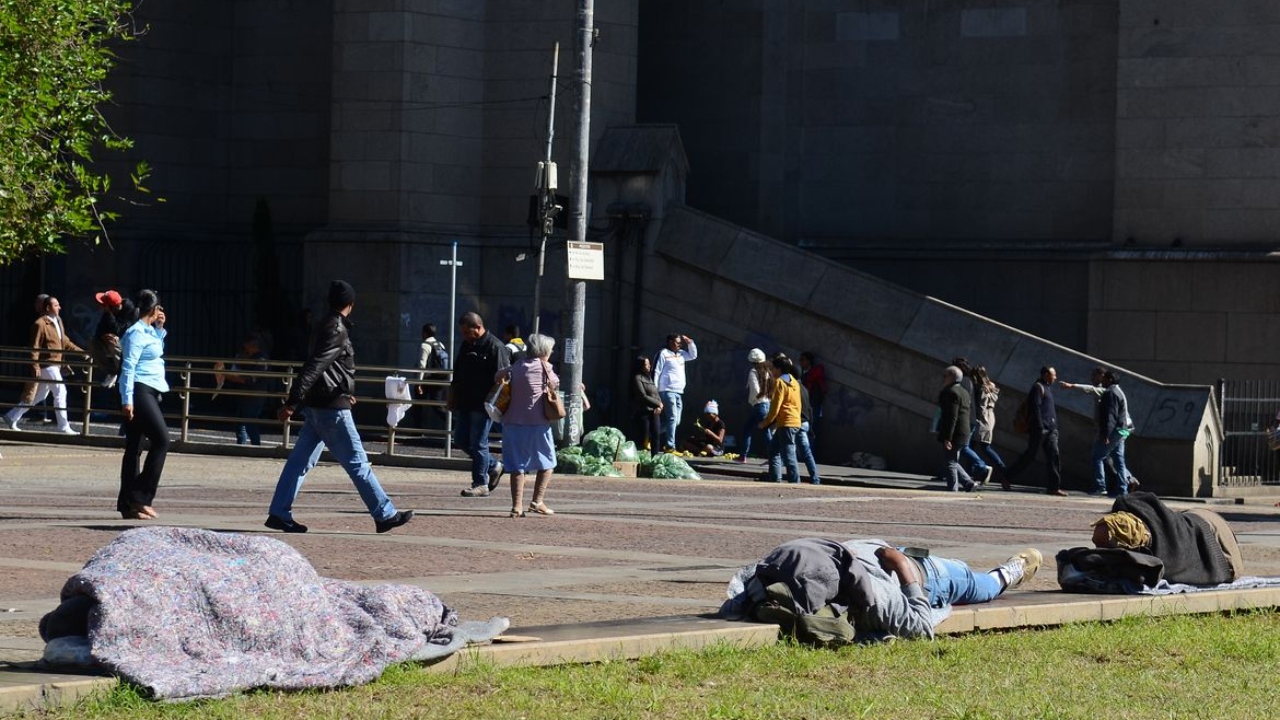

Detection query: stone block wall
(1115, 1), (1280, 245)
(638, 0), (1120, 245)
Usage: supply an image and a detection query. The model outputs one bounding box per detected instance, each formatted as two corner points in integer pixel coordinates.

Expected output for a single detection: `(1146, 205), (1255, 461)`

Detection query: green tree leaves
(0, 0), (151, 263)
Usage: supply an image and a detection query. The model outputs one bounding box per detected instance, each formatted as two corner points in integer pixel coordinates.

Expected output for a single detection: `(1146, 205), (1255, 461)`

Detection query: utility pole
(439, 241), (462, 458)
(531, 43), (561, 336)
(562, 0), (593, 446)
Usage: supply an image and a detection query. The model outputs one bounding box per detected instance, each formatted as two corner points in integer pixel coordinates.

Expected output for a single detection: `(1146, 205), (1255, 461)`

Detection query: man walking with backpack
(1005, 366), (1066, 496)
(415, 322), (449, 427)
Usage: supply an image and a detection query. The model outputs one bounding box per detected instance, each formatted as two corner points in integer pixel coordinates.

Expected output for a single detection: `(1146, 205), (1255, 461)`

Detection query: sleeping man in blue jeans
(723, 538), (1044, 640)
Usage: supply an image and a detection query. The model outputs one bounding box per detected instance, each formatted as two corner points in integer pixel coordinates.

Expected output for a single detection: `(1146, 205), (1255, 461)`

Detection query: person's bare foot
(131, 505), (158, 519)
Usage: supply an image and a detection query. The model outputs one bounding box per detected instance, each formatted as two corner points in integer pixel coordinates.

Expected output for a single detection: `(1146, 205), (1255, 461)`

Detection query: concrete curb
(7, 587), (1280, 713)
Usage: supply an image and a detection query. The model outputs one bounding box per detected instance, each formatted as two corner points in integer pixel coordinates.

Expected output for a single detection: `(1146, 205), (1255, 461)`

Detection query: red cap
(95, 290), (123, 309)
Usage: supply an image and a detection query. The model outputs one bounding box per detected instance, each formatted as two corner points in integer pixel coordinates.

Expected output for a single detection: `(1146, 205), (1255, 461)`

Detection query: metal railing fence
(1217, 378), (1280, 486)
(0, 343), (455, 458)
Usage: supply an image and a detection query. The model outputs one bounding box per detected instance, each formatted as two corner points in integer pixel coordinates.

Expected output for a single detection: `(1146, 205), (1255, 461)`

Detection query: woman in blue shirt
(117, 289), (170, 520)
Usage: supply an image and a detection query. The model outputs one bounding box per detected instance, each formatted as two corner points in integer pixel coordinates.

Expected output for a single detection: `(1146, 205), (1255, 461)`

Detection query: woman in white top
(737, 348), (773, 462)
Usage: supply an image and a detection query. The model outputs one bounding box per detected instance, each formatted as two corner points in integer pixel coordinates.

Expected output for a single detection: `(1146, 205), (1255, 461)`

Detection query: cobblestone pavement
(4, 440), (1280, 663)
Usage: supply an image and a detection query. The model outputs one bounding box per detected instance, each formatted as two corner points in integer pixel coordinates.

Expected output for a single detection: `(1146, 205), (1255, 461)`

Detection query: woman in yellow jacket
(758, 353), (803, 483)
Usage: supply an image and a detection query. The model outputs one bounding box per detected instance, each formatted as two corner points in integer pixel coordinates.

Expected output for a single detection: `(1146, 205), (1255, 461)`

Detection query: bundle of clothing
(39, 527), (508, 700)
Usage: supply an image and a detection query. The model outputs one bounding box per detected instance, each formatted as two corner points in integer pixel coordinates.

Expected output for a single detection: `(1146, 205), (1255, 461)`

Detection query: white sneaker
(59, 426), (77, 435)
(4, 417), (19, 432)
(995, 548), (1043, 590)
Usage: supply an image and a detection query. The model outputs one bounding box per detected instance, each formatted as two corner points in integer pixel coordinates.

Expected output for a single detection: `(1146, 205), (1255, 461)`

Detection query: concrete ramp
(644, 205), (1219, 496)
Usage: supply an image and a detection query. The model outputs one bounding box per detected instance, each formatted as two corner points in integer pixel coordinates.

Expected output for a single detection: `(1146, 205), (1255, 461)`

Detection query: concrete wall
(638, 0), (1119, 244)
(1114, 1), (1280, 246)
(105, 0), (333, 233)
(47, 1), (640, 367)
(644, 205), (1220, 496)
(1087, 256), (1280, 384)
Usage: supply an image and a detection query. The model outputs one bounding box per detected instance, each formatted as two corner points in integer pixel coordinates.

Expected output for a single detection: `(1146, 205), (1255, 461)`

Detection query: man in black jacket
(937, 366), (976, 492)
(265, 280), (413, 534)
(1005, 366), (1066, 496)
(449, 311), (510, 497)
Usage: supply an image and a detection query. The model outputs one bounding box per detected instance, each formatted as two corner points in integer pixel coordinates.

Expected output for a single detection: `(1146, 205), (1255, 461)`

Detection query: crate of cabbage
(555, 426), (701, 480)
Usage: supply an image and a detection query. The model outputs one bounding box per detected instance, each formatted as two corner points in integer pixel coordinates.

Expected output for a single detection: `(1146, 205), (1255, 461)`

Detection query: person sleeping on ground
(722, 537), (1042, 644)
(1057, 491), (1244, 592)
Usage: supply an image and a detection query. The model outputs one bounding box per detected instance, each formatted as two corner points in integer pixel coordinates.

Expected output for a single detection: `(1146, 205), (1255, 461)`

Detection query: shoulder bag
(541, 361), (566, 421)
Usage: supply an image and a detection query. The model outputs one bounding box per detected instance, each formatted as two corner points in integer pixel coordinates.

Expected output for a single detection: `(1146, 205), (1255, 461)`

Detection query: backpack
(427, 344), (450, 370)
(1013, 396), (1032, 435)
(752, 582), (857, 648)
(89, 334), (123, 376)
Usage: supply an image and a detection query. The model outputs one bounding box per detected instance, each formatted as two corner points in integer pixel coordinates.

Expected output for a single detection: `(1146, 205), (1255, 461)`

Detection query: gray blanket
(48, 526), (507, 700)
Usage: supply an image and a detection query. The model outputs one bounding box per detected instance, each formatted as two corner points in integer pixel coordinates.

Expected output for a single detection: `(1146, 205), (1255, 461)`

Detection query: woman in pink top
(495, 333), (559, 517)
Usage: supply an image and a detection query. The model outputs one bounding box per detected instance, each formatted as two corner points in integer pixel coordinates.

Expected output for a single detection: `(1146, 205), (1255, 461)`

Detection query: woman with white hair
(495, 333), (560, 517)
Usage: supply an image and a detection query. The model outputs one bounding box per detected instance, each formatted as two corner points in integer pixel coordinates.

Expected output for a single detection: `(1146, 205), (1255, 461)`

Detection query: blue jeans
(796, 420), (820, 483)
(659, 391), (683, 450)
(920, 555), (1004, 607)
(959, 428), (988, 472)
(1092, 432), (1130, 495)
(270, 408), (396, 522)
(454, 409), (498, 487)
(235, 396), (264, 445)
(768, 427), (800, 483)
(972, 439), (1005, 469)
(943, 445), (973, 491)
(741, 401), (772, 458)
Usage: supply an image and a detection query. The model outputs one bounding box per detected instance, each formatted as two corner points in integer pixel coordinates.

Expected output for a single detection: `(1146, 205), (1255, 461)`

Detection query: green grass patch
(15, 611), (1280, 719)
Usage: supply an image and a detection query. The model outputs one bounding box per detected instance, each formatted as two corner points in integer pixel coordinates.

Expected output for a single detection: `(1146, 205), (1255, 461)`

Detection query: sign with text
(566, 241), (605, 280)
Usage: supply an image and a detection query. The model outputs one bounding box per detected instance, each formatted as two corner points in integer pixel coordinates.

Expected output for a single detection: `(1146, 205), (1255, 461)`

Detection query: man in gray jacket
(1092, 370), (1133, 497)
(725, 537), (1043, 641)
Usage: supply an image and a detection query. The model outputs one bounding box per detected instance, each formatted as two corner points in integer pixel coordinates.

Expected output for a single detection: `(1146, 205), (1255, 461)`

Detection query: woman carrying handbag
(494, 333), (561, 517)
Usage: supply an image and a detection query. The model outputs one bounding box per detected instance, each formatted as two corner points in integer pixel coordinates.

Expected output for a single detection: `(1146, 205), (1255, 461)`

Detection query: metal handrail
(0, 343), (455, 458)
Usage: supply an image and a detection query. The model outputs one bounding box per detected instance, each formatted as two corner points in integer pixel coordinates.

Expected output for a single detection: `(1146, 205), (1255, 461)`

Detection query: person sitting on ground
(682, 401), (726, 456)
(723, 537), (1042, 642)
(1085, 491), (1243, 586)
(216, 333), (269, 445)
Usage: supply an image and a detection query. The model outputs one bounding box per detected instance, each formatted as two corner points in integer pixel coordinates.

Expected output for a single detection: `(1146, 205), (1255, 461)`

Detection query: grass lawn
(17, 611), (1280, 720)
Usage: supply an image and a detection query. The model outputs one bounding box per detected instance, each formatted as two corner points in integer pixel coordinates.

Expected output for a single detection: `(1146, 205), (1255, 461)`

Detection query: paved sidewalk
(3, 440), (1280, 713)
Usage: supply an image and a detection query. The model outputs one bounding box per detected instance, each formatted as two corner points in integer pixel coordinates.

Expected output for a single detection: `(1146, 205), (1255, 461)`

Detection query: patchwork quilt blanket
(43, 526), (507, 700)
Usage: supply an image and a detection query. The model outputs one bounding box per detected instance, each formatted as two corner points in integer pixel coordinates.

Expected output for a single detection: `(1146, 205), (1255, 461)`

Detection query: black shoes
(375, 510), (414, 534)
(264, 515), (308, 533)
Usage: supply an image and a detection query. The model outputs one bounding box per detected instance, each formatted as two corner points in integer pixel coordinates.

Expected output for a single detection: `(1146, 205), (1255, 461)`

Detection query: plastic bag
(641, 452), (701, 480)
(582, 426), (627, 459)
(616, 441), (639, 462)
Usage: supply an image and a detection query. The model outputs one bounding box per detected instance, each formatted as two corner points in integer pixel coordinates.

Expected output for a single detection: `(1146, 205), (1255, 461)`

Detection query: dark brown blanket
(1112, 492), (1233, 585)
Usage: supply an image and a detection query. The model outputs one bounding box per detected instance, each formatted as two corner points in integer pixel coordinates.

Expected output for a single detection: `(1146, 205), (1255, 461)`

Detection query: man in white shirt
(653, 333), (697, 451)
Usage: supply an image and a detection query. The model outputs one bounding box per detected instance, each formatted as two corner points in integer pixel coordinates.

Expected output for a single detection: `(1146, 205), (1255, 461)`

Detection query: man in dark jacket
(265, 280), (413, 534)
(449, 311), (510, 497)
(937, 366), (976, 492)
(1005, 366), (1066, 496)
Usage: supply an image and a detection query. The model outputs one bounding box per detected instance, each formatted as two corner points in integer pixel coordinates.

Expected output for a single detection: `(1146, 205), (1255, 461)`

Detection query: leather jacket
(286, 311), (356, 410)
